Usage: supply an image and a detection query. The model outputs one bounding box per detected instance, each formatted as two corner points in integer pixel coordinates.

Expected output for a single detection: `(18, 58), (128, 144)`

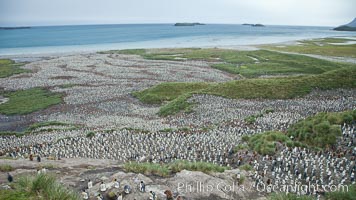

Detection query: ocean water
(0, 24), (356, 55)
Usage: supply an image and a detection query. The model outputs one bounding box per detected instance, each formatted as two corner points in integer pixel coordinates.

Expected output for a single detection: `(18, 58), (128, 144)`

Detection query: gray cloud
(0, 0), (355, 26)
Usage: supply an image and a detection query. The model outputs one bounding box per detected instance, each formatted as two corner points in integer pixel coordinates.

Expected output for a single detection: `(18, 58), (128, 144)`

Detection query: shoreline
(0, 40), (313, 60)
(0, 44), (262, 62)
(1, 35), (354, 58)
(1, 36), (354, 64)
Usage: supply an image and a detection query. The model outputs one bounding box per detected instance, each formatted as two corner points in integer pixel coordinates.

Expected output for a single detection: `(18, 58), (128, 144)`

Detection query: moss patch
(0, 59), (30, 78)
(0, 88), (63, 115)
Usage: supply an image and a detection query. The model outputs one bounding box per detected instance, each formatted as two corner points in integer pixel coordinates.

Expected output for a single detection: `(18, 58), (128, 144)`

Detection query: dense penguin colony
(0, 53), (355, 199)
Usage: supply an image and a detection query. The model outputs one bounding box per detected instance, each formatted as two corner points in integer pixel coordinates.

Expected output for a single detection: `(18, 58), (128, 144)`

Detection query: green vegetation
(243, 108), (275, 125)
(104, 129), (115, 133)
(169, 160), (229, 173)
(246, 131), (296, 155)
(101, 48), (147, 55)
(110, 48), (355, 116)
(0, 174), (80, 200)
(0, 156), (18, 160)
(0, 164), (14, 172)
(268, 184), (356, 200)
(158, 93), (194, 116)
(264, 37), (356, 58)
(326, 184), (356, 200)
(237, 175), (245, 184)
(26, 121), (73, 132)
(121, 127), (150, 134)
(0, 59), (30, 78)
(233, 50), (346, 78)
(211, 63), (240, 74)
(132, 82), (209, 104)
(233, 144), (249, 152)
(239, 164), (253, 171)
(288, 110), (356, 148)
(0, 121), (80, 137)
(86, 131), (95, 138)
(241, 110), (355, 155)
(314, 38), (356, 43)
(0, 131), (23, 137)
(268, 193), (314, 200)
(104, 48), (348, 77)
(124, 160), (229, 177)
(108, 191), (117, 199)
(205, 67), (356, 99)
(0, 88), (63, 115)
(38, 164), (57, 170)
(124, 162), (172, 177)
(265, 108), (275, 114)
(244, 113), (263, 124)
(134, 67), (356, 116)
(132, 82), (210, 116)
(58, 84), (77, 89)
(160, 128), (174, 132)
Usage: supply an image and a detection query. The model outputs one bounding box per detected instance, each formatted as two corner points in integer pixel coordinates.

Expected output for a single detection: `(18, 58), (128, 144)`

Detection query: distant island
(174, 23), (205, 26)
(0, 26), (31, 30)
(242, 23), (265, 27)
(334, 18), (356, 31)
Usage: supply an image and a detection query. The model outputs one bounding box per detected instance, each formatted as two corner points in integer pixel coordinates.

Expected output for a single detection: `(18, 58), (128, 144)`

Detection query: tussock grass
(132, 82), (210, 116)
(124, 160), (229, 177)
(0, 164), (14, 172)
(132, 82), (210, 104)
(0, 174), (80, 200)
(38, 164), (57, 170)
(242, 110), (355, 154)
(263, 37), (356, 58)
(86, 131), (95, 138)
(206, 67), (356, 99)
(0, 59), (30, 78)
(326, 184), (356, 200)
(158, 93), (195, 116)
(169, 160), (228, 174)
(134, 67), (356, 116)
(288, 110), (356, 148)
(0, 88), (63, 115)
(233, 144), (249, 152)
(239, 164), (253, 171)
(268, 193), (314, 200)
(268, 184), (356, 200)
(124, 162), (171, 177)
(246, 131), (295, 155)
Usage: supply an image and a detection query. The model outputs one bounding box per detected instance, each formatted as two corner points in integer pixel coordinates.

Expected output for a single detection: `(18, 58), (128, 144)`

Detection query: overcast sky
(0, 0), (355, 27)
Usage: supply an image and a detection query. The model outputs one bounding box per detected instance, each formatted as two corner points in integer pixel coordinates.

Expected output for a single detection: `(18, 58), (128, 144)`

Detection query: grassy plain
(0, 59), (30, 78)
(134, 67), (356, 116)
(0, 88), (63, 115)
(103, 48), (348, 77)
(263, 37), (356, 58)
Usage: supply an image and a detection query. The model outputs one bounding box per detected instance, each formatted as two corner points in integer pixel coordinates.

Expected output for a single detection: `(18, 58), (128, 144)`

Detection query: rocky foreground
(0, 158), (267, 200)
